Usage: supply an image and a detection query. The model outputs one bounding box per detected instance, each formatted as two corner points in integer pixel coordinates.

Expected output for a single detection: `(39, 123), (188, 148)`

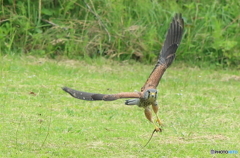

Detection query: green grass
(1, 55), (239, 157)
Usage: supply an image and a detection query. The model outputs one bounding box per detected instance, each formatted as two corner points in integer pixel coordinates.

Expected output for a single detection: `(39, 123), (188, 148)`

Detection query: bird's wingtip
(62, 87), (71, 93)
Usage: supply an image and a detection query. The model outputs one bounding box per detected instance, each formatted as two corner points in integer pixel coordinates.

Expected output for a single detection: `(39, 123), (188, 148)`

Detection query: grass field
(1, 55), (239, 157)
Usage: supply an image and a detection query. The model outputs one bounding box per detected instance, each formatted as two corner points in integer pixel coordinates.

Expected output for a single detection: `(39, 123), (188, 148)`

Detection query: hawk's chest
(138, 98), (156, 108)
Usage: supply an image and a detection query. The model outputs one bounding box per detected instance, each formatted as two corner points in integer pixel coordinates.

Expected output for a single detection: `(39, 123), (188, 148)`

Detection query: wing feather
(141, 13), (184, 91)
(62, 87), (141, 101)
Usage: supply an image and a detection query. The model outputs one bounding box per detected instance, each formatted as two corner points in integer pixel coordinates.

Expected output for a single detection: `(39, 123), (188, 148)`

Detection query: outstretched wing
(62, 87), (141, 101)
(141, 13), (184, 92)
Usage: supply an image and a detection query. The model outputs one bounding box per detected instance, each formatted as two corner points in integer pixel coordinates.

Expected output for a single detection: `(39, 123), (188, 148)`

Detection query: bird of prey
(62, 13), (184, 132)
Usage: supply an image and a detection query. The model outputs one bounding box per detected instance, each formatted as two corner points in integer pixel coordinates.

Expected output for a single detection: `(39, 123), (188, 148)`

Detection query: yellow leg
(152, 103), (163, 126)
(144, 107), (162, 132)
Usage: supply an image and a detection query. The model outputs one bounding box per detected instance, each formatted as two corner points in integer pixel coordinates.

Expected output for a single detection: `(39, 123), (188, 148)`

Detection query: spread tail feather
(125, 99), (140, 105)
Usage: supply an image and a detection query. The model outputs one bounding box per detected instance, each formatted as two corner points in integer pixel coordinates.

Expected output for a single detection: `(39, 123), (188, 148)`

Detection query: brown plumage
(62, 13), (184, 131)
(141, 13), (184, 91)
(62, 87), (141, 101)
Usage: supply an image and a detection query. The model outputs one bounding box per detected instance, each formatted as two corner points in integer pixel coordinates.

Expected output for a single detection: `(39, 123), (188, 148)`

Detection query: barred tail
(125, 99), (140, 105)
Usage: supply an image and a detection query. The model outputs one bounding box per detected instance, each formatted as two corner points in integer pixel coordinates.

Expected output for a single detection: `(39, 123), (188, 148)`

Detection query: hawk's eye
(147, 91), (151, 98)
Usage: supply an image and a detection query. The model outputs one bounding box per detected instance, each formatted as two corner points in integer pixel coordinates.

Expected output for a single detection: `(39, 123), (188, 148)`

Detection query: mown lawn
(0, 55), (239, 157)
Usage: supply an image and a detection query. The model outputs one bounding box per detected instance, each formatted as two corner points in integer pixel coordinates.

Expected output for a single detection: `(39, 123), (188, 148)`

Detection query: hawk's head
(144, 89), (158, 101)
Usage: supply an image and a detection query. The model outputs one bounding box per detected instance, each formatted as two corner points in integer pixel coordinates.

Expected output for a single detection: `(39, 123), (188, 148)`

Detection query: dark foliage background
(0, 0), (239, 68)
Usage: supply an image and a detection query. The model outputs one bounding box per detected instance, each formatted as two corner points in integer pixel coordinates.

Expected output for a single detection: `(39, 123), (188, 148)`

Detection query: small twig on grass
(223, 15), (240, 31)
(0, 19), (9, 25)
(41, 19), (68, 30)
(41, 19), (60, 27)
(38, 0), (42, 24)
(40, 109), (52, 149)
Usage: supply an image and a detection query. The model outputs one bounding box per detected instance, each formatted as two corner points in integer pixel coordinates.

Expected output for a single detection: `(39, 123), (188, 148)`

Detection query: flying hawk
(62, 13), (184, 132)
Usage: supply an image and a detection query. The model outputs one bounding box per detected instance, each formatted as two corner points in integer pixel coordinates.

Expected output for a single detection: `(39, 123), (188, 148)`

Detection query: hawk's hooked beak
(150, 92), (156, 98)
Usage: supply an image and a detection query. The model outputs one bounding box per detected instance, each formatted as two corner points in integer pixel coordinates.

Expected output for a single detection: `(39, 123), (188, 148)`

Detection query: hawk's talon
(156, 119), (163, 126)
(153, 123), (162, 132)
(155, 127), (162, 132)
